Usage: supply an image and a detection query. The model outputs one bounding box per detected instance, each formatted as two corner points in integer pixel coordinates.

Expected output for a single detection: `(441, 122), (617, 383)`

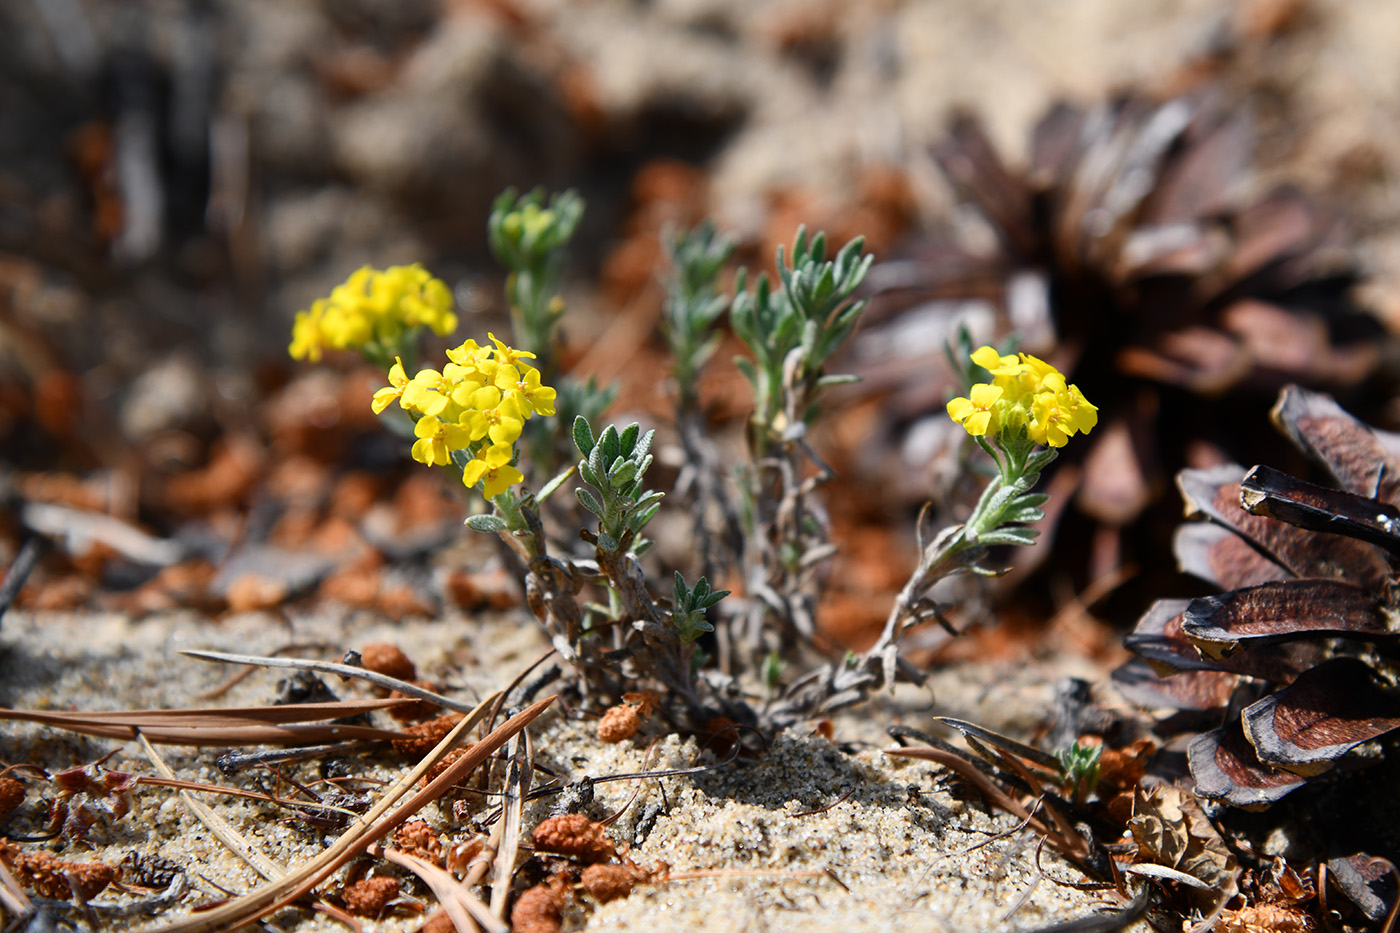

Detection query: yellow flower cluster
(947, 346), (1097, 448)
(372, 334), (556, 497)
(289, 264), (458, 362)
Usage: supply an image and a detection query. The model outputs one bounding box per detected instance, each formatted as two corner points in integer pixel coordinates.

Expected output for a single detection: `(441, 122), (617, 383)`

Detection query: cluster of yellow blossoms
(289, 264), (458, 362)
(947, 346), (1097, 448)
(372, 334), (557, 497)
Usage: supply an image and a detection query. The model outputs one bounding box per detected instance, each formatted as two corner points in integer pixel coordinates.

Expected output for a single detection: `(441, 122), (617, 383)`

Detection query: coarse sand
(0, 606), (1148, 932)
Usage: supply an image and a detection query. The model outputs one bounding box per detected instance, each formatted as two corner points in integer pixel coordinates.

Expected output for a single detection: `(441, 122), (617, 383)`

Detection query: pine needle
(139, 692), (554, 933)
(182, 648), (479, 714)
(372, 844), (504, 933)
(137, 734), (287, 882)
(489, 725), (532, 919)
(0, 699), (410, 745)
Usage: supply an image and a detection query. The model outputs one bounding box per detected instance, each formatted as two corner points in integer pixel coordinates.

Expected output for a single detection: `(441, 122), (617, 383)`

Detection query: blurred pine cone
(856, 91), (1390, 607)
(1116, 384), (1400, 811)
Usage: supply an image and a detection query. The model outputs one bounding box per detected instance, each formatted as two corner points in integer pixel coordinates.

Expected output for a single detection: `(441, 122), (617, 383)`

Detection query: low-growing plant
(289, 188), (1097, 732)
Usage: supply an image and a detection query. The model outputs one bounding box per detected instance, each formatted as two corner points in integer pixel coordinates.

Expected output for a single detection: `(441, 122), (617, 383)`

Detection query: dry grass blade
(934, 717), (1060, 771)
(0, 700), (411, 745)
(140, 692), (553, 933)
(490, 726), (532, 919)
(182, 648), (479, 714)
(977, 745), (1084, 854)
(885, 745), (1090, 865)
(0, 718), (404, 746)
(138, 734), (287, 882)
(5, 699), (409, 725)
(372, 844), (504, 933)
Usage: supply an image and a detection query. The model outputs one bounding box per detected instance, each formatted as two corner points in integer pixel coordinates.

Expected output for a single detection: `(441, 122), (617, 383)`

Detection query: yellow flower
(487, 332), (536, 369)
(446, 339), (491, 368)
(411, 415), (471, 467)
(971, 345), (1019, 373)
(951, 346), (1096, 447)
(462, 443), (524, 497)
(390, 264), (457, 335)
(371, 358), (410, 414)
(369, 331), (553, 500)
(947, 383), (1004, 436)
(289, 302), (327, 362)
(507, 365), (557, 417)
(1027, 378), (1097, 447)
(450, 382), (502, 415)
(288, 264), (457, 362)
(468, 394), (525, 446)
(401, 369), (453, 418)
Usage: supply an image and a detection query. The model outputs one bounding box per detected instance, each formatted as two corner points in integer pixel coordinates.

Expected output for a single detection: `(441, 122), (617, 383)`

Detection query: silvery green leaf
(464, 514), (508, 533)
(630, 501), (662, 531)
(985, 483), (1021, 515)
(596, 532), (618, 552)
(619, 423), (640, 457)
(999, 505), (1045, 524)
(535, 466), (574, 502)
(1006, 472), (1041, 496)
(834, 236), (863, 276)
(676, 615), (713, 641)
(815, 373), (860, 388)
(694, 332), (723, 367)
(608, 459), (637, 487)
(814, 264), (836, 303)
(978, 527), (1041, 547)
(632, 490), (664, 512)
(699, 588), (729, 609)
(776, 243), (794, 293)
(633, 428), (655, 463)
(575, 488), (605, 518)
(597, 426), (619, 464)
(572, 416), (595, 456)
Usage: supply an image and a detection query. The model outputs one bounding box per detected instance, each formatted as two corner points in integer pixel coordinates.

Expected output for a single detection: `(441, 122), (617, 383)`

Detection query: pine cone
(1118, 385), (1400, 811)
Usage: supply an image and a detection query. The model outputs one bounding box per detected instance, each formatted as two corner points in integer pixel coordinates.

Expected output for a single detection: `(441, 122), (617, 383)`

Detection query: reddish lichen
(532, 813), (617, 863)
(392, 714), (462, 759)
(341, 875), (400, 916)
(394, 819), (443, 866)
(360, 642), (417, 683)
(510, 872), (570, 933)
(581, 861), (655, 903)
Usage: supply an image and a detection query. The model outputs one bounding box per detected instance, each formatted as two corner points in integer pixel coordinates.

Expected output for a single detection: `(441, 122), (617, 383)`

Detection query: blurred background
(5, 0), (1400, 659)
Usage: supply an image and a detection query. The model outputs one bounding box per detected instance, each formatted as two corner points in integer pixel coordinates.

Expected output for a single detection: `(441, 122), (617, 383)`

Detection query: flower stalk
(769, 341), (1096, 725)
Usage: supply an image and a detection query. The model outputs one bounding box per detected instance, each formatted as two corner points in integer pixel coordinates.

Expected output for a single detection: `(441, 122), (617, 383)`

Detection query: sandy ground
(0, 604), (1141, 933)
